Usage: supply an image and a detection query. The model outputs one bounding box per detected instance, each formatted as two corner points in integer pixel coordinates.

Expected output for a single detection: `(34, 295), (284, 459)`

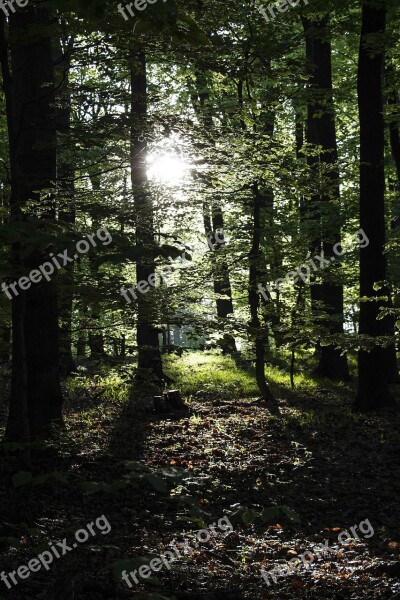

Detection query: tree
(130, 49), (165, 389)
(302, 15), (349, 381)
(355, 0), (396, 411)
(249, 183), (275, 402)
(4, 5), (63, 441)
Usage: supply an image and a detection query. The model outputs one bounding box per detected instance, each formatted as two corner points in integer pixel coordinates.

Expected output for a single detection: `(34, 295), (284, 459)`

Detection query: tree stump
(166, 389), (187, 410)
(153, 390), (188, 413)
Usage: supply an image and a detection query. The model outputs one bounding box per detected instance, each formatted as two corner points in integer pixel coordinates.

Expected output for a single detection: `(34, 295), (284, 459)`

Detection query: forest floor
(1, 352), (400, 600)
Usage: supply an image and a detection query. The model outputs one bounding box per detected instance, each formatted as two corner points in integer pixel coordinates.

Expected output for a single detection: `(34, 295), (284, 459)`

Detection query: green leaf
(177, 12), (210, 45)
(133, 19), (151, 35)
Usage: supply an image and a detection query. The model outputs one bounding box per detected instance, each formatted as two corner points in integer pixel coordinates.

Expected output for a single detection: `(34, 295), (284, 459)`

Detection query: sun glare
(148, 155), (189, 185)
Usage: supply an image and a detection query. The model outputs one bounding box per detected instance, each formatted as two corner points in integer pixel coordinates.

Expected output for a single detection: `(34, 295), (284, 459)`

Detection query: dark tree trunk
(130, 50), (164, 387)
(0, 327), (10, 364)
(120, 334), (126, 358)
(203, 201), (237, 354)
(249, 184), (275, 402)
(0, 17), (15, 376)
(76, 335), (86, 359)
(302, 16), (350, 381)
(4, 6), (63, 440)
(355, 0), (396, 411)
(239, 76), (282, 351)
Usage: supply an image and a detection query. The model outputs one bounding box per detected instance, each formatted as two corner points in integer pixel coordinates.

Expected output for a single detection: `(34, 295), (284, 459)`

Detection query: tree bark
(302, 16), (349, 381)
(355, 0), (396, 410)
(249, 184), (275, 402)
(4, 5), (63, 440)
(203, 201), (236, 354)
(130, 49), (164, 387)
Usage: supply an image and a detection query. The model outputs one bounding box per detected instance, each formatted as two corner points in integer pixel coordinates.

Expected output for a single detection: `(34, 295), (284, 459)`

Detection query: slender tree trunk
(76, 334), (86, 358)
(249, 184), (275, 402)
(203, 201), (237, 354)
(355, 0), (396, 411)
(130, 49), (164, 387)
(4, 6), (63, 440)
(302, 16), (349, 381)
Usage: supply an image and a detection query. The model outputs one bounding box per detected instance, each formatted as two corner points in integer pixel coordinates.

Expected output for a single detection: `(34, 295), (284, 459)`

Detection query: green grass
(163, 350), (339, 401)
(164, 352), (259, 399)
(63, 350), (351, 407)
(64, 367), (128, 405)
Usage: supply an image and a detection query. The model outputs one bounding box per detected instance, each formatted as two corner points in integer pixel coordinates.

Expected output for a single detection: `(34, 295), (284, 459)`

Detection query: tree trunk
(249, 184), (275, 402)
(302, 16), (349, 381)
(76, 335), (86, 359)
(4, 6), (63, 440)
(203, 201), (237, 354)
(130, 49), (164, 388)
(355, 0), (396, 411)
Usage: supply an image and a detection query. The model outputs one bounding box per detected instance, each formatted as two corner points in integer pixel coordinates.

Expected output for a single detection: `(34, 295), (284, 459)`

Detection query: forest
(0, 0), (399, 598)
